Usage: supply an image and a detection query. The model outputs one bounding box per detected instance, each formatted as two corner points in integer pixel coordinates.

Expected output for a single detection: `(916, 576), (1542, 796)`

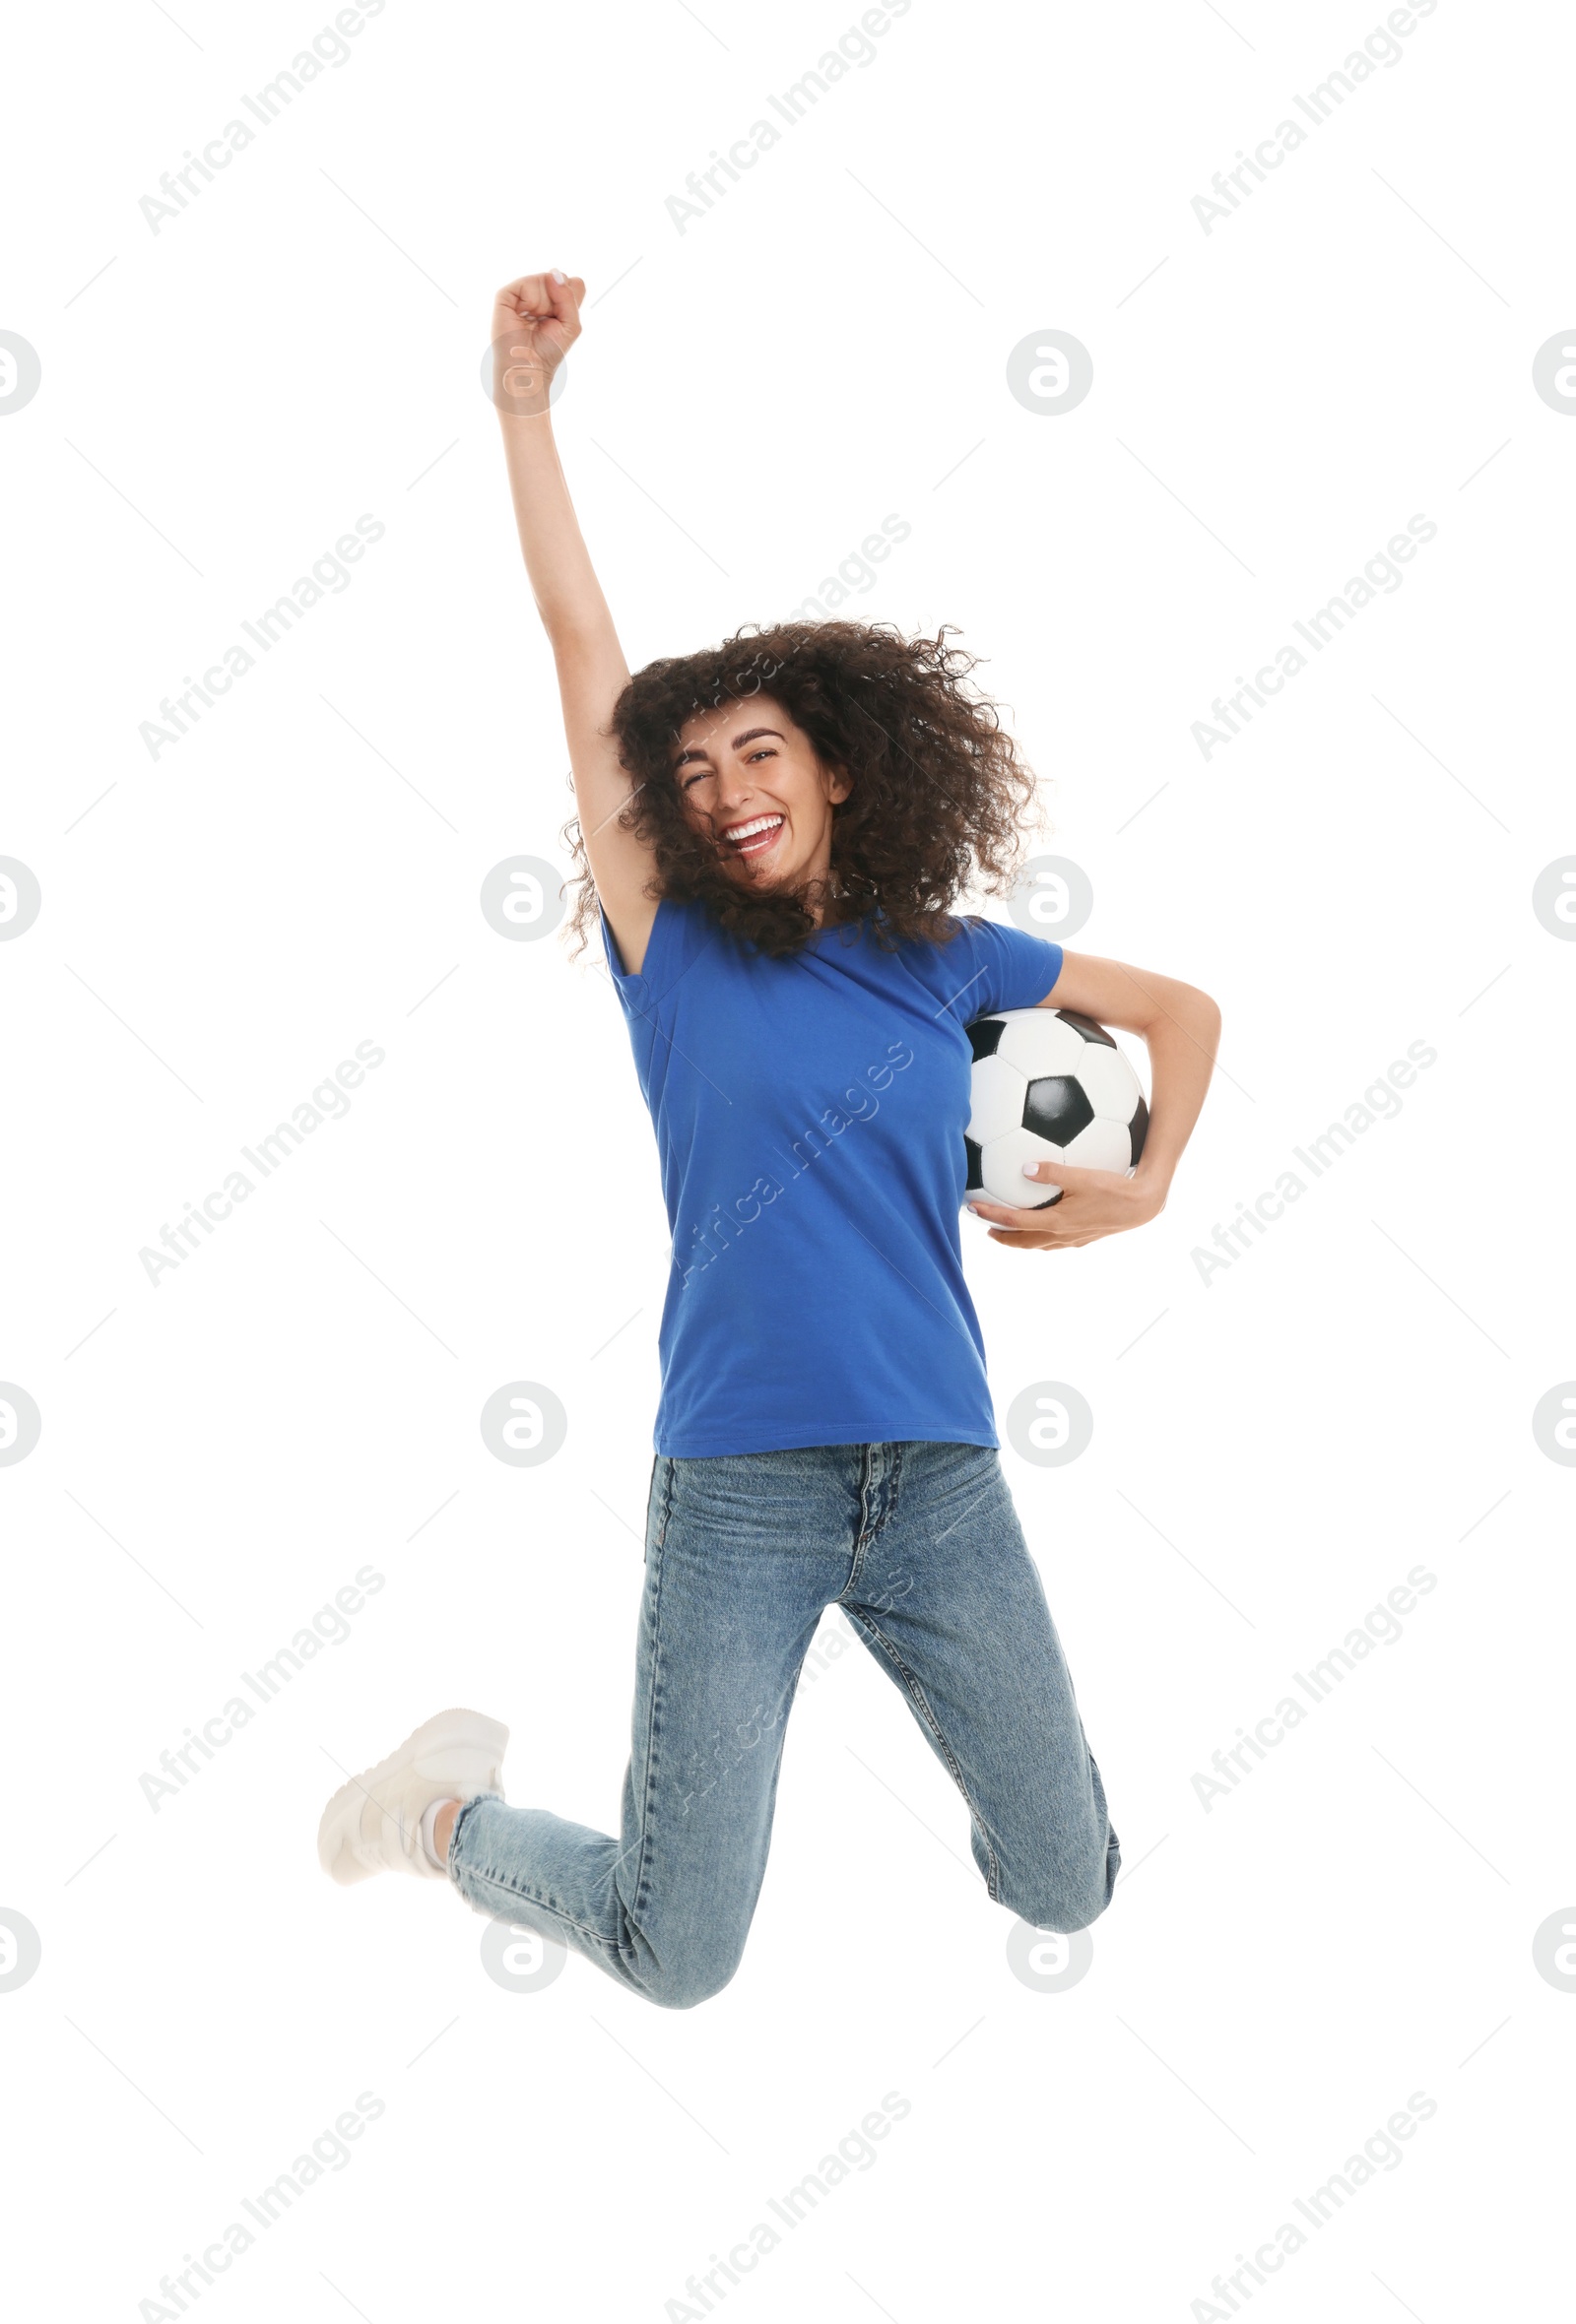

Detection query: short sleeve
(599, 899), (643, 989)
(963, 914), (1065, 1016)
(599, 893), (720, 1006)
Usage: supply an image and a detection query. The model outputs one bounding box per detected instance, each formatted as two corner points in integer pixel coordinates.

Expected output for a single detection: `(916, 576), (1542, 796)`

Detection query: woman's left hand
(969, 1161), (1166, 1251)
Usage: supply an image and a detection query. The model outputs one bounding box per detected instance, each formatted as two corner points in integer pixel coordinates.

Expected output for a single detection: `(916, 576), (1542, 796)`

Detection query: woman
(316, 271), (1221, 2008)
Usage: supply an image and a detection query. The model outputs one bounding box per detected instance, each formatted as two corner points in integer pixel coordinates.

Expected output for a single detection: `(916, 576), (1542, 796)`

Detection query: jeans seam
(460, 1863), (615, 1948)
(445, 1791), (488, 1890)
(630, 1518), (670, 1918)
(842, 1442), (903, 1599)
(847, 1606), (1003, 1900)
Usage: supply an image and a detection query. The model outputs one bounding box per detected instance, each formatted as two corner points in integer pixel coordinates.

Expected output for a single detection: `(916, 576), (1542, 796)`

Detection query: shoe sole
(316, 1707), (509, 1886)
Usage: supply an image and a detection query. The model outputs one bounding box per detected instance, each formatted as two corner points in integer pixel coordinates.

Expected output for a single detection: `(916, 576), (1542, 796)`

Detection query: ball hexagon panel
(996, 1011), (1089, 1078)
(966, 1053), (1029, 1144)
(979, 1125), (1065, 1207)
(1070, 1043), (1146, 1122)
(1061, 1116), (1137, 1171)
(1050, 1007), (1116, 1050)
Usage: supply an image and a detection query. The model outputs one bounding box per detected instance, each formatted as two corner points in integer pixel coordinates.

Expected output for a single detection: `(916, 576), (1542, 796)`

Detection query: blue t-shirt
(599, 896), (1065, 1456)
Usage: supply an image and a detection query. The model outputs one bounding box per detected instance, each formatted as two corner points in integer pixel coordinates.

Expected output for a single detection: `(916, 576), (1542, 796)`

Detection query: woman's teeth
(724, 814), (784, 858)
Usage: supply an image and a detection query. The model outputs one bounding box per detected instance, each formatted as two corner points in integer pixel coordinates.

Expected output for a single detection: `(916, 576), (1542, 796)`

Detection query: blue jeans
(448, 1441), (1118, 2007)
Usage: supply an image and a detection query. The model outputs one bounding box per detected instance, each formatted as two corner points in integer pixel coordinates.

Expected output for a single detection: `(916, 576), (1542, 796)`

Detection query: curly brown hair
(558, 619), (1044, 959)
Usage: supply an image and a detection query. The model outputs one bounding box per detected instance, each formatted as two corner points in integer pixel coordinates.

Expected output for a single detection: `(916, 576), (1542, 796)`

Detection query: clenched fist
(490, 270), (586, 417)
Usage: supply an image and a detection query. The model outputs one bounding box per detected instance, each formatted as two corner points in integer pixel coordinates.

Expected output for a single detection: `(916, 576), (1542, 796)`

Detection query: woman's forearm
(496, 407), (620, 650)
(1133, 986), (1221, 1200)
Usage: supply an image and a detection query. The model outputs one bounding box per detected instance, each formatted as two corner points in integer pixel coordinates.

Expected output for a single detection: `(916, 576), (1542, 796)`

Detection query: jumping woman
(316, 270), (1221, 2008)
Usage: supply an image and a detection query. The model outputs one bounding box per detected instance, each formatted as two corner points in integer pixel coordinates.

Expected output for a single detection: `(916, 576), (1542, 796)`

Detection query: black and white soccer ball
(964, 1007), (1149, 1210)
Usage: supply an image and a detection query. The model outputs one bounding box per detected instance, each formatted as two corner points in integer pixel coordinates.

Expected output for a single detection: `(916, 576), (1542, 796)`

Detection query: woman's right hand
(490, 271), (586, 417)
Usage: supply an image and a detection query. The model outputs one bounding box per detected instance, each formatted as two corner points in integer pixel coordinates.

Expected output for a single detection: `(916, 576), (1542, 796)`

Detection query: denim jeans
(448, 1441), (1118, 2008)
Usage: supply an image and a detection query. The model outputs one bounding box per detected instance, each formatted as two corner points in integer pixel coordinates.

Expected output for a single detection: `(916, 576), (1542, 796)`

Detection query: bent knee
(640, 1964), (739, 2011)
(1012, 1890), (1110, 1937)
(633, 1944), (745, 2011)
(1001, 1834), (1119, 1936)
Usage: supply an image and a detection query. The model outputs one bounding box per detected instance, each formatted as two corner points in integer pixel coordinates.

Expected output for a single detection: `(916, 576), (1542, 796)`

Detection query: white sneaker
(317, 1708), (508, 1886)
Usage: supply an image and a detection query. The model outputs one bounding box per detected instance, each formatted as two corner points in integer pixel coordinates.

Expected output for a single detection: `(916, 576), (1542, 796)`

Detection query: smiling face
(672, 695), (851, 907)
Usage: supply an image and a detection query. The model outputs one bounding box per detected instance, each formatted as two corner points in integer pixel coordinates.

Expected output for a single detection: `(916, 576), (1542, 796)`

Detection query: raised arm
(491, 270), (660, 973)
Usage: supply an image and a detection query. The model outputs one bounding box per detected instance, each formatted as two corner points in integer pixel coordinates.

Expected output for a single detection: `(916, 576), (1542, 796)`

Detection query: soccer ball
(964, 1007), (1149, 1211)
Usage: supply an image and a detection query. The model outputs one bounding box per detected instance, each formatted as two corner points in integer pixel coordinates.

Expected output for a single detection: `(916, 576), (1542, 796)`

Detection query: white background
(2, 1), (1571, 2318)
